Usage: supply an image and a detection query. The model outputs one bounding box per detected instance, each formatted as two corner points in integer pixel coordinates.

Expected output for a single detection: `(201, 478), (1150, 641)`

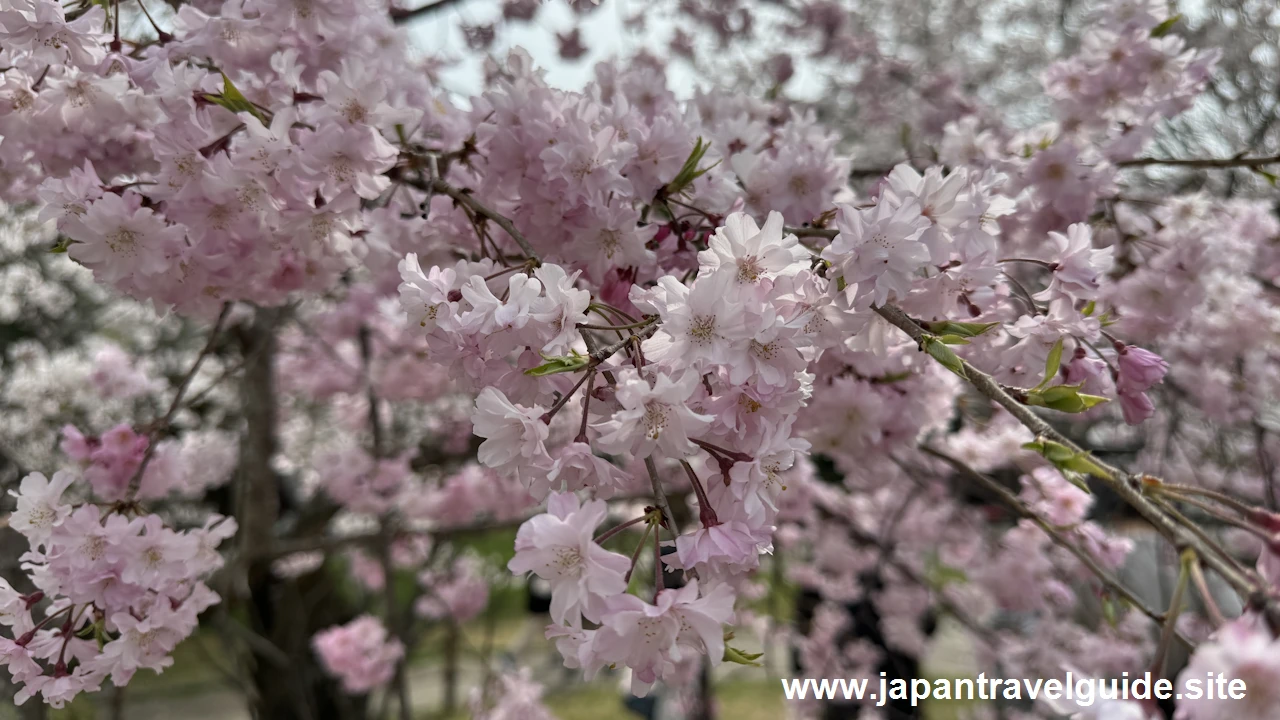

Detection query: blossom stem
(1187, 552), (1227, 629)
(126, 302), (234, 500)
(16, 603), (74, 646)
(575, 371), (595, 444)
(541, 368), (595, 423)
(577, 317), (655, 332)
(999, 270), (1043, 316)
(588, 302), (640, 325)
(111, 0), (120, 51)
(1077, 335), (1118, 375)
(680, 460), (719, 527)
(623, 519), (654, 586)
(997, 257), (1058, 270)
(665, 197), (719, 223)
(653, 525), (664, 596)
(690, 438), (753, 463)
(1157, 492), (1271, 541)
(644, 456), (681, 538)
(135, 0), (173, 43)
(594, 513), (651, 545)
(482, 262), (534, 282)
(1153, 482), (1261, 518)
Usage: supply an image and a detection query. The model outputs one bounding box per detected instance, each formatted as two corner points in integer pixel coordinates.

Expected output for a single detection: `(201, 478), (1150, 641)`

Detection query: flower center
(736, 256), (764, 283)
(107, 229), (138, 254)
(642, 401), (670, 439)
(689, 315), (717, 344)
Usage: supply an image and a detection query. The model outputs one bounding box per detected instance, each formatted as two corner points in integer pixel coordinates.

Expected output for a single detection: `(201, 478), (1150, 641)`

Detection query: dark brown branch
(783, 225), (838, 240)
(389, 0), (472, 24)
(429, 179), (540, 262)
(1117, 155), (1280, 169)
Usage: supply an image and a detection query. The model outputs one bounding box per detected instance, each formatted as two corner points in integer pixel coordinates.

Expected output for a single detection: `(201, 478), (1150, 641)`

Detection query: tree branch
(873, 303), (1261, 602)
(429, 179), (540, 262)
(1117, 155), (1280, 169)
(389, 0), (472, 24)
(126, 302), (233, 499)
(921, 445), (1193, 649)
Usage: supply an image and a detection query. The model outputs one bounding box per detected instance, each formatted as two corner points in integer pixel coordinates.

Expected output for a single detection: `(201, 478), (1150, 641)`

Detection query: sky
(401, 0), (648, 95)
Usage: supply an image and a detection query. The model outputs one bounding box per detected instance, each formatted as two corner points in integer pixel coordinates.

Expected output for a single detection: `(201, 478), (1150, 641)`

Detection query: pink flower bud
(1115, 344), (1168, 394)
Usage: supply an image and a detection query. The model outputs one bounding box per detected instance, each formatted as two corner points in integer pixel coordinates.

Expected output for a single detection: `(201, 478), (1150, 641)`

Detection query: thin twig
(922, 444), (1193, 649)
(430, 179), (540, 262)
(125, 303), (233, 499)
(1187, 552), (1227, 628)
(1150, 550), (1191, 678)
(644, 456), (681, 539)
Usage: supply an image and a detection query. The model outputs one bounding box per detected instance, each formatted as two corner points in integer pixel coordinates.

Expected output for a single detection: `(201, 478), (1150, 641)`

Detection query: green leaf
(1034, 337), (1065, 392)
(1101, 594), (1119, 627)
(724, 645), (764, 667)
(1027, 383), (1111, 413)
(1081, 300), (1096, 317)
(1077, 393), (1108, 409)
(1150, 14), (1182, 37)
(663, 137), (719, 197)
(524, 351), (589, 377)
(924, 320), (1001, 338)
(924, 553), (968, 589)
(920, 336), (967, 379)
(1022, 438), (1109, 479)
(1060, 469), (1092, 494)
(937, 334), (971, 345)
(207, 72), (268, 124)
(870, 371), (913, 385)
(1251, 167), (1279, 188)
(1023, 439), (1074, 465)
(835, 276), (847, 292)
(50, 236), (75, 253)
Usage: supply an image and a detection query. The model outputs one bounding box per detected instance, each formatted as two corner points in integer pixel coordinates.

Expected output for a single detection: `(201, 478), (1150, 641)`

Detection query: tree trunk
(232, 308), (363, 720)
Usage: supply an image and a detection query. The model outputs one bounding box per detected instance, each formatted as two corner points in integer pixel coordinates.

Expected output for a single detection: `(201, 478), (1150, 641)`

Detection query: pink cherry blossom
(313, 615), (405, 695)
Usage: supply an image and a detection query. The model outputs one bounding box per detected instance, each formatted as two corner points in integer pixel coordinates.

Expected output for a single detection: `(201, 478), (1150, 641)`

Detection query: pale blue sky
(403, 0), (650, 95)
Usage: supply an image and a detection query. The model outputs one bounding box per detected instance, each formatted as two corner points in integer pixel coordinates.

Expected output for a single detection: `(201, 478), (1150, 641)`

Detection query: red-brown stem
(691, 438), (753, 463)
(575, 371), (595, 444)
(623, 520), (655, 585)
(680, 459), (719, 528)
(652, 527), (664, 597)
(595, 514), (649, 545)
(541, 368), (594, 424)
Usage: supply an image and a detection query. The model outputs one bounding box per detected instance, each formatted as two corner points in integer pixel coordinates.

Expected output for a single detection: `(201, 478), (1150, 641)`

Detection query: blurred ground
(30, 615), (787, 720)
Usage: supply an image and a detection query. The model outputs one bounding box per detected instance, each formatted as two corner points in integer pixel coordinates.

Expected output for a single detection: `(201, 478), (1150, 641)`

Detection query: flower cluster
(1, 471), (234, 706)
(312, 615), (405, 695)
